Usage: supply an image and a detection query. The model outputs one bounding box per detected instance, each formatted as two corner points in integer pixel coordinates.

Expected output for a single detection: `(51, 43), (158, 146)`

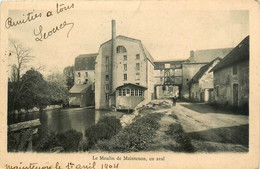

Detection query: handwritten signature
(33, 21), (74, 41)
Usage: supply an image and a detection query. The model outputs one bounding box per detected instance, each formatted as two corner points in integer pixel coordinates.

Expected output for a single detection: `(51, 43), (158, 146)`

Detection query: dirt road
(173, 102), (249, 152)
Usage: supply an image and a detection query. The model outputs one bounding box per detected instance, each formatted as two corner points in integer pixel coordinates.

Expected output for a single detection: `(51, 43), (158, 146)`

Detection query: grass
(165, 123), (194, 152)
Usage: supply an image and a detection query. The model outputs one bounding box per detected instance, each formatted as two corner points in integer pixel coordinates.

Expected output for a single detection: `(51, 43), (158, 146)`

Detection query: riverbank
(8, 105), (63, 115)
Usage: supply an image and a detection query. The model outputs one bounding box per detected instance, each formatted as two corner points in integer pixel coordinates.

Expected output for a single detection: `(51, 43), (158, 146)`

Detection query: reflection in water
(8, 108), (112, 138)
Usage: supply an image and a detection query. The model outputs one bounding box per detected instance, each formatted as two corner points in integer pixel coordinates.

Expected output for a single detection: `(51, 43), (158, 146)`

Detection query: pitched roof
(74, 53), (98, 71)
(186, 48), (233, 63)
(116, 83), (147, 90)
(210, 36), (249, 72)
(100, 35), (155, 65)
(69, 84), (91, 94)
(188, 58), (221, 84)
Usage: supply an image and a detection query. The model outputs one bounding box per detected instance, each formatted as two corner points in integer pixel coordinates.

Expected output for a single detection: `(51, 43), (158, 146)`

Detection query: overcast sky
(7, 3), (249, 76)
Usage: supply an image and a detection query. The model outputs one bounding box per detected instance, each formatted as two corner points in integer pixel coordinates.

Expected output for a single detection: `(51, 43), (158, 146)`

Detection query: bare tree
(9, 39), (34, 82)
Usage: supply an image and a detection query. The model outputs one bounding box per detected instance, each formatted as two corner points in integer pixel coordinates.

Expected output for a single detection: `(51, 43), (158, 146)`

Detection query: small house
(188, 58), (222, 102)
(115, 83), (147, 110)
(210, 36), (249, 111)
(69, 84), (94, 107)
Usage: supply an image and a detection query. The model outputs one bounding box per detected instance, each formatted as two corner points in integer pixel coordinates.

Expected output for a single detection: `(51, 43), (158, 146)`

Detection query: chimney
(112, 20), (116, 42)
(190, 50), (195, 62)
(111, 20), (117, 92)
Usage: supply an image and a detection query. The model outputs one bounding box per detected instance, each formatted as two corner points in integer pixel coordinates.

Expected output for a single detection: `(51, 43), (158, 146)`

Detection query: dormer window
(117, 46), (127, 53)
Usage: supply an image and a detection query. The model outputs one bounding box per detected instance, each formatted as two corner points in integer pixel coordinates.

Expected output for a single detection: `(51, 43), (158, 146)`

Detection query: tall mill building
(95, 20), (155, 109)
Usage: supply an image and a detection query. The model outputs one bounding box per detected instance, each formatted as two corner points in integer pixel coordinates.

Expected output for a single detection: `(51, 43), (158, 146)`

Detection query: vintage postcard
(0, 0), (259, 169)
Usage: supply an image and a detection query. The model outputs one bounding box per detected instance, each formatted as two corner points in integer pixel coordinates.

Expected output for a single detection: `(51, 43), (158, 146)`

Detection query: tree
(19, 68), (49, 110)
(8, 68), (49, 112)
(46, 72), (69, 105)
(9, 39), (34, 82)
(63, 66), (74, 90)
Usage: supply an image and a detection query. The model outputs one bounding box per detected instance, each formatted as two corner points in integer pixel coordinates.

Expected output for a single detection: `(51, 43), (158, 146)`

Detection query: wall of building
(113, 38), (148, 88)
(213, 60), (249, 107)
(182, 63), (206, 99)
(190, 83), (200, 101)
(95, 37), (154, 109)
(74, 70), (95, 85)
(95, 41), (113, 109)
(147, 60), (154, 101)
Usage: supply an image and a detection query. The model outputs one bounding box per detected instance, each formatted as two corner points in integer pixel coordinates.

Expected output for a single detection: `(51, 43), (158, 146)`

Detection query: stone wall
(213, 60), (249, 107)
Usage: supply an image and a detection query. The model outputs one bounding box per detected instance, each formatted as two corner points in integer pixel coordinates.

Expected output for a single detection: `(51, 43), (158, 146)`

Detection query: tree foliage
(8, 69), (69, 113)
(63, 66), (74, 90)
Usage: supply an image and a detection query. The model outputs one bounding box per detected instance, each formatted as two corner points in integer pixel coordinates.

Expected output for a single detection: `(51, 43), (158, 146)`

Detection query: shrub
(35, 132), (60, 152)
(85, 116), (122, 150)
(35, 130), (82, 152)
(96, 113), (162, 152)
(56, 130), (82, 152)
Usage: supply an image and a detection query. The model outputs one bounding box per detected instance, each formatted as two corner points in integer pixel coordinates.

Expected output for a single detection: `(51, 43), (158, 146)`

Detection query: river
(8, 108), (113, 138)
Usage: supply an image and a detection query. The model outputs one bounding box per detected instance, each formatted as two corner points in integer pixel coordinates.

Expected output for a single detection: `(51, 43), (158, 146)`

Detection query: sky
(6, 2), (249, 77)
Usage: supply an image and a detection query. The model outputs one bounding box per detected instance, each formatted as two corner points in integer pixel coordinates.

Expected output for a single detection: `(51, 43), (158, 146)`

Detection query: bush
(85, 116), (122, 150)
(35, 130), (82, 152)
(56, 130), (82, 152)
(34, 132), (60, 152)
(96, 113), (162, 152)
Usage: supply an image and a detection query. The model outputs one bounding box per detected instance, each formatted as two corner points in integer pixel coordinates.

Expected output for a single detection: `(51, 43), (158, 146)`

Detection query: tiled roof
(188, 58), (221, 84)
(186, 48), (233, 63)
(210, 36), (249, 72)
(116, 83), (147, 90)
(69, 84), (91, 94)
(74, 53), (98, 71)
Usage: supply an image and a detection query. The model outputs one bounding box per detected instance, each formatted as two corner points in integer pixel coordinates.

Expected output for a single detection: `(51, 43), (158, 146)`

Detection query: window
(160, 77), (163, 82)
(135, 89), (138, 96)
(124, 74), (127, 81)
(106, 65), (109, 72)
(233, 64), (237, 75)
(136, 54), (140, 60)
(85, 72), (88, 77)
(119, 89), (122, 96)
(105, 93), (109, 101)
(106, 75), (109, 81)
(78, 72), (81, 77)
(84, 79), (88, 84)
(106, 56), (109, 63)
(123, 55), (127, 61)
(124, 64), (127, 71)
(139, 89), (143, 96)
(131, 89), (134, 96)
(136, 73), (140, 80)
(216, 86), (219, 96)
(116, 46), (127, 53)
(122, 89), (126, 96)
(127, 89), (130, 94)
(165, 64), (170, 69)
(136, 63), (140, 70)
(106, 84), (109, 90)
(160, 70), (163, 74)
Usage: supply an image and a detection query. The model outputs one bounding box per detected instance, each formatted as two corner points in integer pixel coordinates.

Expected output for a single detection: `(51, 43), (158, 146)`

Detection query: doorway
(233, 84), (238, 107)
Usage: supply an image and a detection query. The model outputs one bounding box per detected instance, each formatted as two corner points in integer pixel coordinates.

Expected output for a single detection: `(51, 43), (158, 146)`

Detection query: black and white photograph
(0, 1), (259, 169)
